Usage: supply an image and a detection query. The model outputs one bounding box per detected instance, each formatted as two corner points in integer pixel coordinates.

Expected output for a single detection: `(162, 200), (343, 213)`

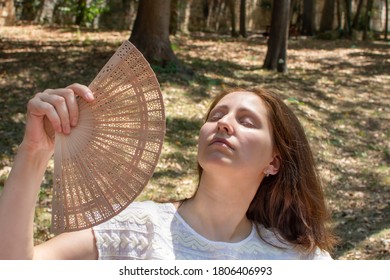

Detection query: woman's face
(198, 91), (277, 180)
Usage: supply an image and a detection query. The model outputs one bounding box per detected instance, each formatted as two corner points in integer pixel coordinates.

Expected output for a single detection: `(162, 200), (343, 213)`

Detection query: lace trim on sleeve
(93, 201), (157, 259)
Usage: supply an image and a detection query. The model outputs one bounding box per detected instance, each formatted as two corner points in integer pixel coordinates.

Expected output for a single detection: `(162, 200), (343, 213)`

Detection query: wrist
(14, 142), (53, 173)
(18, 141), (54, 160)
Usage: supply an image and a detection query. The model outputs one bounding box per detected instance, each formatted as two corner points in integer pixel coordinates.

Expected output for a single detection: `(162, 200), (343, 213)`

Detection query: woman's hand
(0, 83), (95, 260)
(22, 83), (94, 153)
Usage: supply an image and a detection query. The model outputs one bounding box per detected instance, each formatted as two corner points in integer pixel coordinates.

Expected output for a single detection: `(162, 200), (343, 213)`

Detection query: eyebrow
(212, 105), (262, 117)
(210, 105), (266, 127)
(211, 104), (228, 111)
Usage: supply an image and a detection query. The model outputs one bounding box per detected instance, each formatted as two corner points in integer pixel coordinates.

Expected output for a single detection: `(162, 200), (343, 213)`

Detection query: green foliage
(1, 26), (389, 259)
(85, 0), (108, 24)
(62, 0), (108, 26)
(152, 62), (180, 74)
(285, 97), (305, 106)
(171, 43), (180, 52)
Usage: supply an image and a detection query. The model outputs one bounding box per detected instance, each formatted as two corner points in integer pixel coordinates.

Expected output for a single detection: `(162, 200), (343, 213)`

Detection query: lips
(209, 137), (234, 150)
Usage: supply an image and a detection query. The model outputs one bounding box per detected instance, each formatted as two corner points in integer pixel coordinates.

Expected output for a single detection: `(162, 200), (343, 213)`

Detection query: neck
(178, 170), (260, 242)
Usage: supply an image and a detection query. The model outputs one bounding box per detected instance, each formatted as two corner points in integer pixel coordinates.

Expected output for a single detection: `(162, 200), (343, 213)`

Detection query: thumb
(43, 117), (55, 139)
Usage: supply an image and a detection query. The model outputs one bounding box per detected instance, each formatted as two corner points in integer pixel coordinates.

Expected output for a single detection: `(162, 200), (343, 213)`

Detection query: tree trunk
(130, 0), (179, 67)
(302, 0), (316, 35)
(320, 0), (335, 32)
(37, 0), (58, 24)
(170, 0), (179, 35)
(181, 0), (193, 34)
(335, 0), (341, 29)
(205, 0), (213, 30)
(239, 0), (247, 37)
(363, 0), (374, 40)
(207, 0), (228, 33)
(20, 0), (36, 21)
(352, 0), (365, 30)
(98, 0), (133, 30)
(263, 0), (291, 73)
(1, 0), (16, 25)
(227, 0), (238, 37)
(344, 0), (352, 36)
(385, 0), (389, 40)
(75, 0), (87, 26)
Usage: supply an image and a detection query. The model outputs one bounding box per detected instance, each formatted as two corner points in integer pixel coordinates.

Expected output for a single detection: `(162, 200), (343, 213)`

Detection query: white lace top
(92, 201), (331, 260)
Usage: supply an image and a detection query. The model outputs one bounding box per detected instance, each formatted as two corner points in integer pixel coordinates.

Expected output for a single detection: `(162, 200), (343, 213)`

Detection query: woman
(0, 84), (336, 259)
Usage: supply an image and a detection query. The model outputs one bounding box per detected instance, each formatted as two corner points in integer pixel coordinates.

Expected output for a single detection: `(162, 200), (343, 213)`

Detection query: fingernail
(71, 118), (78, 127)
(86, 91), (94, 101)
(64, 125), (71, 134)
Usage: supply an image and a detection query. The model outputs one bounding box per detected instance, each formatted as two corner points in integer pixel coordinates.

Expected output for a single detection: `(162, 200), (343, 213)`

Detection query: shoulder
(310, 248), (333, 260)
(121, 200), (174, 213)
(254, 225), (333, 260)
(92, 200), (176, 259)
(94, 200), (175, 230)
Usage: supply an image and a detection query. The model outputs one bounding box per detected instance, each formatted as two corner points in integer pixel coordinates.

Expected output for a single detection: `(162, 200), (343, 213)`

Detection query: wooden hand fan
(51, 41), (165, 234)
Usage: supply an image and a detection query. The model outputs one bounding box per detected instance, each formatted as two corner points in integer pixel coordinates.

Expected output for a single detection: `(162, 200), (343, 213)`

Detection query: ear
(268, 154), (281, 175)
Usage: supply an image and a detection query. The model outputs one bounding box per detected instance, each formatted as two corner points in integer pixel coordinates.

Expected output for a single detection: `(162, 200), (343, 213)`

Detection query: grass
(0, 25), (389, 259)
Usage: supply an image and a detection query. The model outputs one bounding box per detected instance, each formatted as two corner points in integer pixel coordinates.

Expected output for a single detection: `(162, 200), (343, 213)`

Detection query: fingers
(66, 83), (95, 127)
(27, 96), (63, 134)
(29, 84), (94, 135)
(67, 83), (94, 102)
(38, 90), (74, 134)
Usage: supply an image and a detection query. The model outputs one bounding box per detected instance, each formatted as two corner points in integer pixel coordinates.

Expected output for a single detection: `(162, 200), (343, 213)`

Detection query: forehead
(214, 91), (267, 115)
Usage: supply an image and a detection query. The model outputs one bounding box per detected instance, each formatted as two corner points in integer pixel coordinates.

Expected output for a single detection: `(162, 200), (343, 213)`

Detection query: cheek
(198, 125), (208, 148)
(241, 135), (274, 163)
(197, 125), (209, 157)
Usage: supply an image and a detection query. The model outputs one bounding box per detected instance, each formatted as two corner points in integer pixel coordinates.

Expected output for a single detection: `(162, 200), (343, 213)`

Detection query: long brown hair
(197, 87), (337, 253)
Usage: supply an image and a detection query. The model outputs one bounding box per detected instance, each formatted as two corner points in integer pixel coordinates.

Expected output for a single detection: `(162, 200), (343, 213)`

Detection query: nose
(217, 115), (234, 135)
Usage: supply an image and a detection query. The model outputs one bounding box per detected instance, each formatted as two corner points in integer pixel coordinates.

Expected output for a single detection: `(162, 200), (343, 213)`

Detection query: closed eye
(208, 112), (225, 122)
(241, 121), (255, 127)
(239, 117), (256, 128)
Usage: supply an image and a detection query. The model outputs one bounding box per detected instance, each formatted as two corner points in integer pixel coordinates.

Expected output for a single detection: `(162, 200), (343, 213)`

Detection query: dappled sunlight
(0, 25), (389, 259)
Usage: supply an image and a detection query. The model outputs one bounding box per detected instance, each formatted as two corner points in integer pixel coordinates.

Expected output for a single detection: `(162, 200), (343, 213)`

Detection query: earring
(264, 169), (270, 177)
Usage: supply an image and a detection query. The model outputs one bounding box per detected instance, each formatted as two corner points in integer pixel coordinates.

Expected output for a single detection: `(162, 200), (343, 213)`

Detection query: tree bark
(352, 0), (364, 30)
(207, 0), (228, 33)
(385, 0), (389, 40)
(75, 0), (87, 26)
(1, 0), (16, 25)
(227, 0), (238, 37)
(336, 0), (341, 29)
(263, 0), (291, 73)
(181, 0), (193, 34)
(239, 0), (247, 37)
(344, 0), (352, 36)
(170, 0), (179, 35)
(320, 0), (335, 32)
(37, 0), (58, 24)
(363, 0), (374, 40)
(130, 0), (179, 67)
(99, 0), (133, 30)
(20, 0), (36, 21)
(302, 0), (316, 35)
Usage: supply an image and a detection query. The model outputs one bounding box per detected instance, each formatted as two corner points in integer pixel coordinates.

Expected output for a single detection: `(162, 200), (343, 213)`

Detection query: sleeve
(311, 248), (333, 260)
(92, 201), (156, 260)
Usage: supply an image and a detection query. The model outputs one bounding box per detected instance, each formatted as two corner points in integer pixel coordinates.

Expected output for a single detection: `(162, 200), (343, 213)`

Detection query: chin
(198, 157), (236, 172)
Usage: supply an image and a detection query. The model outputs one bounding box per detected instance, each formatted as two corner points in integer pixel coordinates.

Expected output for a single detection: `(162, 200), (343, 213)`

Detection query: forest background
(0, 0), (389, 260)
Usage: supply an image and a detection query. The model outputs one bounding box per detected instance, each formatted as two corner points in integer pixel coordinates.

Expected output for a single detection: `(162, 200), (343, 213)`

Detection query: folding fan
(51, 41), (165, 234)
